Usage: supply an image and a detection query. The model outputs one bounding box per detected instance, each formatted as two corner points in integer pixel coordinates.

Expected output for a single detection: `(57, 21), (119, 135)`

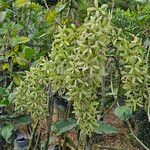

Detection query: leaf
(10, 36), (30, 46)
(0, 98), (9, 107)
(0, 28), (8, 34)
(0, 87), (5, 95)
(18, 36), (30, 44)
(45, 10), (57, 23)
(0, 12), (6, 22)
(15, 0), (31, 8)
(55, 3), (67, 13)
(8, 92), (15, 103)
(2, 63), (9, 71)
(13, 114), (32, 125)
(52, 118), (77, 135)
(77, 0), (88, 11)
(114, 106), (132, 121)
(13, 75), (22, 85)
(93, 121), (117, 134)
(2, 124), (14, 142)
(24, 46), (35, 59)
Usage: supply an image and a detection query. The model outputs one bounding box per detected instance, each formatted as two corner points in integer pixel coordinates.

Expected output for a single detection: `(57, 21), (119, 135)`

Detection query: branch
(94, 145), (123, 150)
(45, 86), (53, 150)
(101, 56), (122, 118)
(127, 121), (150, 150)
(145, 48), (150, 122)
(27, 120), (39, 150)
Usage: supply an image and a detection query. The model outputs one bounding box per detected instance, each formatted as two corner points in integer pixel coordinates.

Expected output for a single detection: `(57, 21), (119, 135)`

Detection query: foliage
(135, 109), (150, 147)
(114, 106), (132, 121)
(0, 0), (54, 86)
(14, 59), (50, 119)
(1, 0), (149, 149)
(13, 3), (117, 134)
(52, 118), (77, 135)
(117, 36), (150, 111)
(113, 2), (150, 40)
(98, 0), (144, 10)
(47, 3), (115, 134)
(13, 1), (150, 136)
(93, 121), (117, 134)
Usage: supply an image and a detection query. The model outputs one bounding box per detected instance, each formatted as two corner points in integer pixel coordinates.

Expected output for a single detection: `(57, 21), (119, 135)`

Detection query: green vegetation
(0, 0), (150, 149)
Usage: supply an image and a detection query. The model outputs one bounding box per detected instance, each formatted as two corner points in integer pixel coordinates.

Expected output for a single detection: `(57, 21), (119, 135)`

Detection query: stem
(33, 130), (41, 150)
(101, 56), (122, 118)
(85, 135), (91, 150)
(76, 129), (80, 150)
(94, 145), (124, 150)
(100, 71), (106, 119)
(45, 86), (53, 150)
(27, 120), (39, 150)
(62, 102), (72, 150)
(110, 77), (150, 150)
(145, 48), (150, 122)
(127, 121), (150, 150)
(43, 0), (50, 9)
(66, 0), (72, 17)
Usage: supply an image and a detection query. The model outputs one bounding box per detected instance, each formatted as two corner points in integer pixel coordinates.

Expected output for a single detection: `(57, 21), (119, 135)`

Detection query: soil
(19, 110), (144, 150)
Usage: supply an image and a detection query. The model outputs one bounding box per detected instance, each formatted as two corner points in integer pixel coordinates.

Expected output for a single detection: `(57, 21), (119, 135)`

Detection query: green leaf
(2, 124), (14, 142)
(8, 92), (15, 103)
(0, 87), (5, 95)
(0, 12), (6, 22)
(0, 28), (7, 34)
(13, 114), (32, 125)
(15, 0), (31, 8)
(18, 36), (30, 44)
(114, 106), (132, 121)
(10, 36), (30, 46)
(55, 3), (67, 13)
(0, 98), (9, 107)
(93, 121), (117, 134)
(52, 118), (77, 135)
(2, 63), (9, 71)
(45, 10), (57, 23)
(24, 46), (35, 59)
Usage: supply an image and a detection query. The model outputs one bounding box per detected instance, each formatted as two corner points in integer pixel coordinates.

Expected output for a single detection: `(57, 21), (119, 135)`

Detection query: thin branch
(27, 120), (39, 150)
(45, 86), (53, 150)
(94, 145), (123, 150)
(62, 102), (72, 150)
(43, 0), (50, 9)
(127, 121), (150, 150)
(109, 76), (150, 150)
(33, 130), (41, 150)
(101, 56), (122, 118)
(145, 48), (150, 122)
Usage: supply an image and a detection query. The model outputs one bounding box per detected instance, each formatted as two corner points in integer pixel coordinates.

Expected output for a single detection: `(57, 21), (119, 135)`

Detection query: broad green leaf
(13, 114), (32, 125)
(52, 118), (77, 135)
(0, 98), (9, 107)
(2, 124), (14, 142)
(24, 46), (35, 59)
(93, 121), (117, 134)
(114, 106), (132, 121)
